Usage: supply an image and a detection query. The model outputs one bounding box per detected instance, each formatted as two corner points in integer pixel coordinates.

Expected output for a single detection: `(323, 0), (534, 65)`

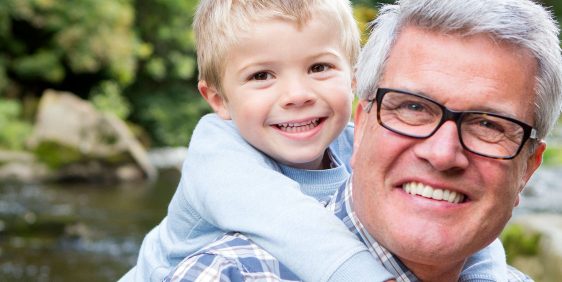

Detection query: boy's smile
(274, 117), (323, 134)
(205, 12), (353, 170)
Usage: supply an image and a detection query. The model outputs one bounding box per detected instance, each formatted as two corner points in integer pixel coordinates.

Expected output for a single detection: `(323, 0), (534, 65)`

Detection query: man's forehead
(380, 26), (538, 122)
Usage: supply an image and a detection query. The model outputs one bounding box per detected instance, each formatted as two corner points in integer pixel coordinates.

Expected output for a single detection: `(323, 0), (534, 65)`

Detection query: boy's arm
(460, 238), (507, 281)
(183, 113), (393, 282)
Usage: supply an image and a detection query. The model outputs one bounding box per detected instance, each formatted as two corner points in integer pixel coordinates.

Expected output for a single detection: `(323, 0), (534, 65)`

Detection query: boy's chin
(279, 152), (330, 170)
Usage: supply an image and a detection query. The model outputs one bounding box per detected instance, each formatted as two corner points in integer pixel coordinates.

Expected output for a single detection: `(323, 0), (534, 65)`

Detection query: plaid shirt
(165, 180), (533, 282)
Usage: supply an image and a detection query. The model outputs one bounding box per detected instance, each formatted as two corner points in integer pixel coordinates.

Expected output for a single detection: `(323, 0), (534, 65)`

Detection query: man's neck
(399, 257), (466, 282)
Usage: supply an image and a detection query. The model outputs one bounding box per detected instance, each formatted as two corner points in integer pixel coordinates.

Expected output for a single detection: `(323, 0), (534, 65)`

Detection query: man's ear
(351, 101), (369, 168)
(198, 80), (231, 120)
(514, 141), (546, 207)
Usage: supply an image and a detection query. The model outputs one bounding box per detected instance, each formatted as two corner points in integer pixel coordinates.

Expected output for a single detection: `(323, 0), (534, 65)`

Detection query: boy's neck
(320, 150), (334, 170)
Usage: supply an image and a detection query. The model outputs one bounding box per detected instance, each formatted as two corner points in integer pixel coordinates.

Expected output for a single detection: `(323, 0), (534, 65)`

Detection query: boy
(121, 0), (507, 281)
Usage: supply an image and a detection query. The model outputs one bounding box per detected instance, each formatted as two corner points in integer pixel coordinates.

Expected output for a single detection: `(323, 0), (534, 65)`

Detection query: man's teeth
(277, 119), (320, 132)
(402, 182), (465, 203)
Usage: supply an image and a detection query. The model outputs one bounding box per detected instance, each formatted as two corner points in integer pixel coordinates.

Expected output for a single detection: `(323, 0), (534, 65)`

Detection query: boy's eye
(250, 72), (273, 81)
(309, 63), (332, 73)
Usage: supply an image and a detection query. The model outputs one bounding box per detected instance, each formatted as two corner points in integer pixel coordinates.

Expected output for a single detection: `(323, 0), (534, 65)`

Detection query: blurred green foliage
(1, 0), (137, 87)
(1, 0), (203, 147)
(542, 145), (562, 166)
(354, 5), (379, 45)
(127, 0), (204, 146)
(130, 83), (210, 146)
(500, 224), (541, 264)
(91, 81), (131, 120)
(0, 98), (32, 150)
(0, 0), (560, 148)
(33, 140), (84, 169)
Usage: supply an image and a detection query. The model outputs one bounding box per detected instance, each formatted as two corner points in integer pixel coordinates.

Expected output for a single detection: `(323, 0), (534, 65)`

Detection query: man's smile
(402, 182), (467, 204)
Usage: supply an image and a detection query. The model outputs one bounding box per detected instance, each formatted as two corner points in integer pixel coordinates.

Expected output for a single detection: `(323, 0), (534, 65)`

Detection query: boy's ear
(198, 80), (231, 120)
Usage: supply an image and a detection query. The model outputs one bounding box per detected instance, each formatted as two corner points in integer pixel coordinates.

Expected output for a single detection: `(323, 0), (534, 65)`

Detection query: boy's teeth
(277, 119), (320, 132)
(402, 182), (465, 203)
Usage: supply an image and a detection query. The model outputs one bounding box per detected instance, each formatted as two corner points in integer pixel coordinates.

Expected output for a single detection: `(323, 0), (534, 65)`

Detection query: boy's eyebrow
(235, 60), (276, 75)
(309, 49), (346, 60)
(235, 49), (346, 74)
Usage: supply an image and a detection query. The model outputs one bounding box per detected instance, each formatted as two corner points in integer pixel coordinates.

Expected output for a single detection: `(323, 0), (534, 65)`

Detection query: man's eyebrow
(411, 89), (521, 119)
(470, 106), (519, 119)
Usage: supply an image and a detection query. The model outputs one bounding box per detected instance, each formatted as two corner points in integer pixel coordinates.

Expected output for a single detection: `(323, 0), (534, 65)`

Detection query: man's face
(351, 26), (545, 268)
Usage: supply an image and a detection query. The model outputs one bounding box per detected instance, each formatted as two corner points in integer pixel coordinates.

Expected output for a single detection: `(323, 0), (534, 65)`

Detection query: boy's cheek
(216, 106), (232, 120)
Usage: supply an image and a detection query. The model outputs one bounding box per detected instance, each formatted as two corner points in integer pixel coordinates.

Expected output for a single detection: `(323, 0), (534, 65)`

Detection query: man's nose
(413, 121), (469, 172)
(279, 77), (316, 108)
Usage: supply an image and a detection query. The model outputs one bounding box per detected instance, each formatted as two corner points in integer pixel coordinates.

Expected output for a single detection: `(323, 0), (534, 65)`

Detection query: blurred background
(0, 0), (561, 281)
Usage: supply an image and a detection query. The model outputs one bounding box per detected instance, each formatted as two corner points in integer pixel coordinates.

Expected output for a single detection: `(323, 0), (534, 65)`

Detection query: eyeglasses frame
(364, 88), (538, 160)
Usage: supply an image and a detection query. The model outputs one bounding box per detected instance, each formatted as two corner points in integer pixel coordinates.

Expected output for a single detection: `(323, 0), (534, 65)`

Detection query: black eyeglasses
(365, 88), (538, 159)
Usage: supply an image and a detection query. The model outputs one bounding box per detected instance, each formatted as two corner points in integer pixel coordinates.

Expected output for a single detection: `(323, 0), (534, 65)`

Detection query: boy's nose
(280, 79), (316, 108)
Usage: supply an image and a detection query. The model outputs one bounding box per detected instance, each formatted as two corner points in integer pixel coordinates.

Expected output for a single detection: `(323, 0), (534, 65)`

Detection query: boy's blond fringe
(193, 0), (360, 98)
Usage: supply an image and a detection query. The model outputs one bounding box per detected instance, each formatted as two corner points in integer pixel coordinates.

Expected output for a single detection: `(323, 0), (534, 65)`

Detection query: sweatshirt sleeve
(182, 114), (392, 282)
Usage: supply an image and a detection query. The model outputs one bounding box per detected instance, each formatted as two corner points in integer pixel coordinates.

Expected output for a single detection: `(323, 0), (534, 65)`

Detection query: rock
(507, 213), (562, 281)
(0, 150), (50, 182)
(26, 90), (157, 181)
(0, 161), (49, 182)
(147, 147), (188, 171)
(115, 164), (144, 182)
(0, 150), (34, 163)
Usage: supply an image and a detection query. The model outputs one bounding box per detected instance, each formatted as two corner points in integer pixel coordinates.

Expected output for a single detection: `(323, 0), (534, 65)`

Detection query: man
(166, 0), (562, 281)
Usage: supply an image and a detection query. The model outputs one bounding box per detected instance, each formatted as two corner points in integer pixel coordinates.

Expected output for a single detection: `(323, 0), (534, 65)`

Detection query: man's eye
(400, 102), (426, 112)
(478, 120), (505, 133)
(250, 72), (272, 81)
(309, 63), (331, 73)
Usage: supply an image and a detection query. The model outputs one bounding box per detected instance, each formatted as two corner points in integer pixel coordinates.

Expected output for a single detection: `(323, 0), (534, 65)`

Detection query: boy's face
(210, 13), (353, 169)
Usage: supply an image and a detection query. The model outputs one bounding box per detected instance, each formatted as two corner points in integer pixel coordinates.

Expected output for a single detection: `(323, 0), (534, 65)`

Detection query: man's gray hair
(356, 0), (562, 139)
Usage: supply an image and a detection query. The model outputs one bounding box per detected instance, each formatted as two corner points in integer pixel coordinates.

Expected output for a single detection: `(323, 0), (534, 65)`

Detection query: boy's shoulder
(191, 113), (244, 144)
(190, 113), (281, 168)
(198, 113), (236, 130)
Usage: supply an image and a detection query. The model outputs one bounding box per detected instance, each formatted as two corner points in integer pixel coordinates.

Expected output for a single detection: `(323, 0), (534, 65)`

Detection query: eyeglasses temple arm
(365, 99), (375, 113)
(530, 128), (538, 140)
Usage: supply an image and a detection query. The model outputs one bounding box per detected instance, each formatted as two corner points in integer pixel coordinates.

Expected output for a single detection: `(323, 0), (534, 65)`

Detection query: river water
(0, 165), (560, 281)
(0, 170), (179, 281)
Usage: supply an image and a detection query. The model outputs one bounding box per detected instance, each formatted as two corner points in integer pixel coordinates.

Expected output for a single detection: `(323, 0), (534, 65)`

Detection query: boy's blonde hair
(193, 0), (360, 98)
